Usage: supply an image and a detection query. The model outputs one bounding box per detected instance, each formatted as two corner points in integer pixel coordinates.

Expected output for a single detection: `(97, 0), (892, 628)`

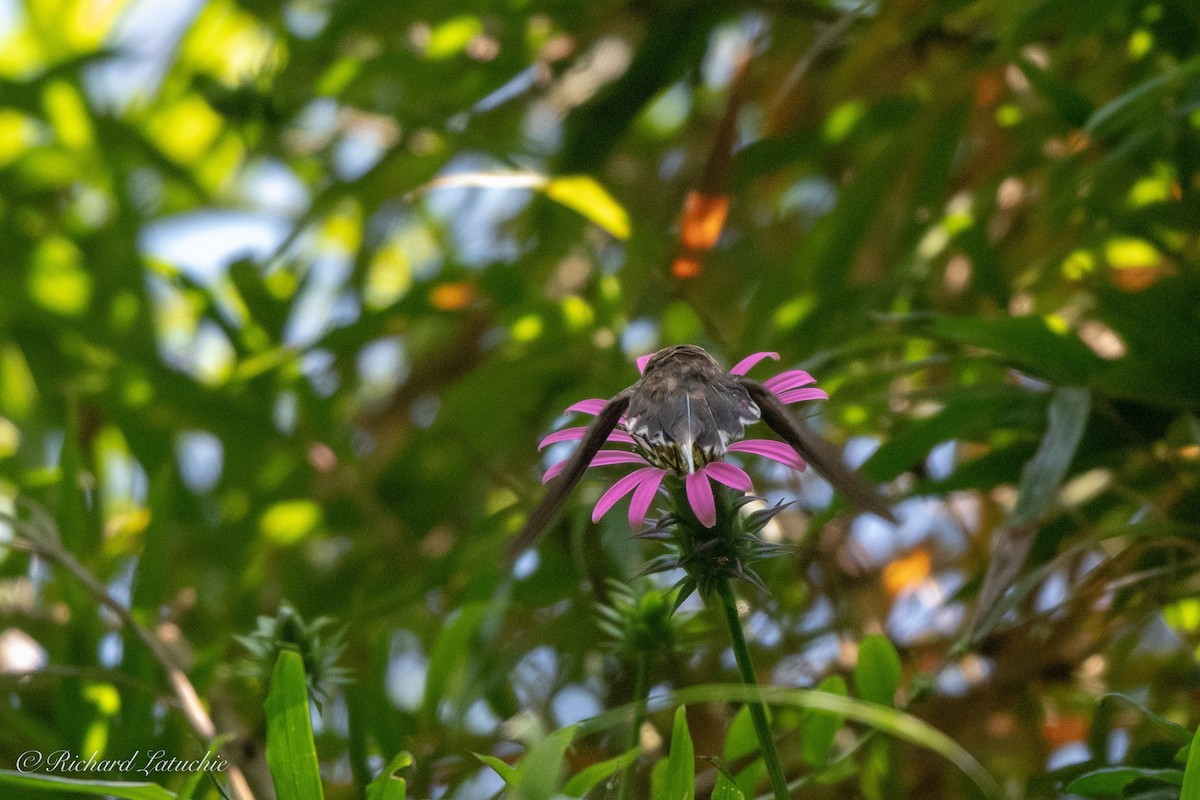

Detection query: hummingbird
(508, 344), (894, 558)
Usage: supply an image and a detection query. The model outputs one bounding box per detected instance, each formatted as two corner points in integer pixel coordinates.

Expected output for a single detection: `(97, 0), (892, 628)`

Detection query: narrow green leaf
(366, 751), (413, 800)
(1010, 387), (1090, 527)
(971, 387), (1091, 634)
(1085, 57), (1200, 138)
(656, 707), (695, 800)
(176, 734), (231, 800)
(475, 754), (517, 785)
(1102, 693), (1194, 743)
(265, 648), (325, 800)
(1181, 723), (1200, 800)
(1067, 766), (1183, 796)
(562, 747), (640, 797)
(650, 759), (669, 800)
(803, 675), (848, 766)
(967, 540), (1092, 646)
(0, 770), (176, 800)
(855, 635), (902, 707)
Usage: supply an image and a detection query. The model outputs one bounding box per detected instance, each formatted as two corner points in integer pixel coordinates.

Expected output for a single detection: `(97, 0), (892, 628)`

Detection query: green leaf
(655, 706), (695, 800)
(970, 387), (1091, 631)
(711, 774), (746, 800)
(723, 704), (759, 762)
(855, 635), (902, 706)
(863, 387), (1039, 483)
(265, 648), (325, 800)
(577, 684), (1003, 799)
(423, 602), (489, 722)
(511, 725), (574, 800)
(1182, 723), (1200, 800)
(0, 770), (176, 800)
(543, 176), (631, 240)
(923, 314), (1099, 385)
(562, 747), (640, 797)
(1101, 694), (1194, 744)
(176, 735), (231, 800)
(366, 751), (413, 800)
(1066, 767), (1184, 796)
(1085, 57), (1200, 138)
(475, 753), (518, 785)
(1010, 387), (1090, 527)
(722, 706), (765, 797)
(803, 675), (848, 766)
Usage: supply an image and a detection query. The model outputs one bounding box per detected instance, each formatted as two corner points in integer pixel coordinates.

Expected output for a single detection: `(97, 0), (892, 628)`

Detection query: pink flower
(542, 352), (826, 529)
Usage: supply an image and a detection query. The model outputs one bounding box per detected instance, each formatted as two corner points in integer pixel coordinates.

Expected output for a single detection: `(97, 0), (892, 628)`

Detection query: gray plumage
(625, 345), (760, 472)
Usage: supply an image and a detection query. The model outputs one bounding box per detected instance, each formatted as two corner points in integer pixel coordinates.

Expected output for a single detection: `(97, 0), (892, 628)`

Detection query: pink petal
(538, 427), (636, 450)
(628, 469), (666, 528)
(636, 353), (654, 374)
(565, 399), (608, 416)
(685, 471), (716, 528)
(763, 370), (817, 394)
(776, 387), (829, 405)
(593, 468), (663, 523)
(703, 461), (752, 492)
(542, 451), (646, 483)
(729, 352), (780, 376)
(728, 439), (807, 470)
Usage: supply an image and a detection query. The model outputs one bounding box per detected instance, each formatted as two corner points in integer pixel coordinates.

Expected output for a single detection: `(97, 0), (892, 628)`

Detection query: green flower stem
(618, 652), (650, 800)
(716, 578), (790, 800)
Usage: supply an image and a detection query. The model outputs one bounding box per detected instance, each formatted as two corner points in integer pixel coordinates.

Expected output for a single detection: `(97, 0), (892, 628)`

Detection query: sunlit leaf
(260, 500), (323, 545)
(655, 706), (694, 800)
(1183, 723), (1200, 800)
(543, 175), (631, 240)
(366, 751), (413, 800)
(425, 15), (483, 59)
(561, 747), (639, 797)
(264, 649), (325, 800)
(0, 770), (175, 800)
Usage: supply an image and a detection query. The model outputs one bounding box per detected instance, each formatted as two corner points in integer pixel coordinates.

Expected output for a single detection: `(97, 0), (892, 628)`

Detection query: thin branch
(767, 0), (873, 126)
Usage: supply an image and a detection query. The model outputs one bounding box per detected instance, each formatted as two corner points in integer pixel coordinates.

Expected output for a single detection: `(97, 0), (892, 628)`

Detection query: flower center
(627, 429), (719, 474)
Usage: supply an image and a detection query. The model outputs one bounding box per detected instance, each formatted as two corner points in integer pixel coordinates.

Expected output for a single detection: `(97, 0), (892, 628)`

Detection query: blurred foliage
(1, 0), (1200, 797)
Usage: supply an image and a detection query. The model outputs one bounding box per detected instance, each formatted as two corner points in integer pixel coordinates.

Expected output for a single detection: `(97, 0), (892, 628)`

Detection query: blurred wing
(739, 378), (896, 523)
(506, 389), (633, 561)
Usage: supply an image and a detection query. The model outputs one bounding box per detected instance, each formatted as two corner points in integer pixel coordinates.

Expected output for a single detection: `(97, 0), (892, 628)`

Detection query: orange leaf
(1041, 715), (1088, 747)
(672, 256), (702, 279)
(679, 191), (730, 251)
(882, 549), (932, 596)
(429, 282), (475, 310)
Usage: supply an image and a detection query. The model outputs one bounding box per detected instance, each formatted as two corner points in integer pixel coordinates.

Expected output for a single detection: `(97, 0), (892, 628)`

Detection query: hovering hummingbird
(508, 345), (894, 558)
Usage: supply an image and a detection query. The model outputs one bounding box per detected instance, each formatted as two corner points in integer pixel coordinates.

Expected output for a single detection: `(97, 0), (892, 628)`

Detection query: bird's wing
(739, 377), (895, 522)
(506, 388), (634, 560)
